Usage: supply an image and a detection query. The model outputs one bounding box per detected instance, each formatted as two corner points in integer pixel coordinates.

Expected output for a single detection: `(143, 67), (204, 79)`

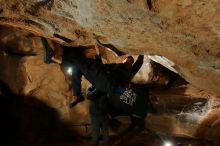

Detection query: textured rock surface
(0, 27), (71, 121)
(0, 0), (220, 144)
(0, 0), (219, 94)
(148, 82), (220, 141)
(0, 26), (220, 143)
(0, 26), (44, 55)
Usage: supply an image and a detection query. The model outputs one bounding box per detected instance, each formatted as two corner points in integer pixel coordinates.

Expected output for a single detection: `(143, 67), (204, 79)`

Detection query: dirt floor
(7, 126), (218, 146)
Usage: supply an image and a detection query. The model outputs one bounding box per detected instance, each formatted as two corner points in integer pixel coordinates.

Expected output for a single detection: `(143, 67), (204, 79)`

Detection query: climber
(87, 84), (110, 146)
(64, 46), (148, 119)
(86, 84), (150, 146)
(68, 50), (144, 108)
(42, 42), (149, 129)
(42, 41), (147, 117)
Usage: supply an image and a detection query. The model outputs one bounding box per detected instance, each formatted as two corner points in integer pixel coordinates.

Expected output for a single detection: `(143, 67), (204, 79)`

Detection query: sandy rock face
(0, 26), (220, 142)
(0, 51), (71, 120)
(0, 26), (159, 125)
(0, 0), (219, 94)
(148, 83), (220, 141)
(0, 28), (71, 121)
(0, 26), (44, 55)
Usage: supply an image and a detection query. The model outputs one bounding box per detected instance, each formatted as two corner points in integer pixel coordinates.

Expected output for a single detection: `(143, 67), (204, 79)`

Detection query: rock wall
(0, 0), (220, 143)
(148, 83), (220, 141)
(0, 26), (220, 142)
(0, 26), (160, 124)
(0, 0), (219, 94)
(0, 27), (71, 121)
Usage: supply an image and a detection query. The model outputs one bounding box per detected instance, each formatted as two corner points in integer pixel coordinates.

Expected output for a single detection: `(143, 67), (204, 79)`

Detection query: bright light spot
(164, 141), (173, 146)
(67, 67), (72, 75)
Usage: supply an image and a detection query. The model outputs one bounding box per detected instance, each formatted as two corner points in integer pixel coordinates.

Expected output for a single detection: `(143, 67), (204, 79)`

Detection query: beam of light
(67, 67), (72, 75)
(164, 141), (173, 146)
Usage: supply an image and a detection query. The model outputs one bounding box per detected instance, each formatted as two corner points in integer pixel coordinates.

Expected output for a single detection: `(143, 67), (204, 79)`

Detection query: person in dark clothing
(68, 54), (144, 108)
(103, 55), (143, 88)
(87, 85), (109, 146)
(42, 43), (147, 119)
(66, 51), (149, 125)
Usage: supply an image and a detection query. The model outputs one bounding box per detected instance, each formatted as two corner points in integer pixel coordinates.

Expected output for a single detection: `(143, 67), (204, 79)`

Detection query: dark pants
(91, 115), (109, 146)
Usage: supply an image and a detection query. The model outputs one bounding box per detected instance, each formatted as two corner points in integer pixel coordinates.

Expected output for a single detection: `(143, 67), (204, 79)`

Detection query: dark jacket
(108, 84), (149, 118)
(104, 55), (144, 87)
(87, 85), (108, 116)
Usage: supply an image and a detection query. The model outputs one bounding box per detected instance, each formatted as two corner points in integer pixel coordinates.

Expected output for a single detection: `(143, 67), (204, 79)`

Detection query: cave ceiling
(0, 0), (219, 94)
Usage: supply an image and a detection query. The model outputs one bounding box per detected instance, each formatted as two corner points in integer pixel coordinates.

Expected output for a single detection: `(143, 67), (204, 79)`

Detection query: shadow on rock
(0, 81), (84, 146)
